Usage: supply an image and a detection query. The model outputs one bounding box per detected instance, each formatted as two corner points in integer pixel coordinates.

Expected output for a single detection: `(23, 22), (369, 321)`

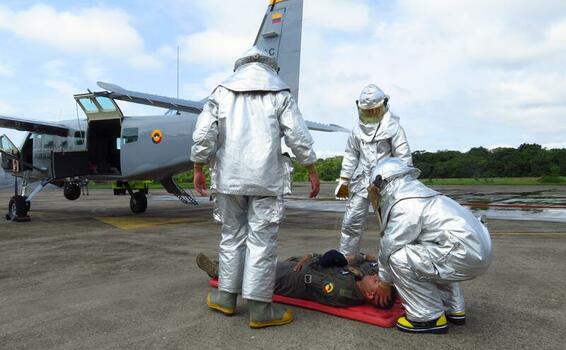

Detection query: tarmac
(1, 184), (565, 349)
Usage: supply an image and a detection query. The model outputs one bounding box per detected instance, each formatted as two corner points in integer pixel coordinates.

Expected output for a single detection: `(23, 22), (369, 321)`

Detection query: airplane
(0, 0), (348, 222)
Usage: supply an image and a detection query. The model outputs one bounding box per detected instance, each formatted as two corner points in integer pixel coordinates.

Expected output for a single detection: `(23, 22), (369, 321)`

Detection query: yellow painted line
(96, 217), (204, 230)
(269, 0), (286, 5)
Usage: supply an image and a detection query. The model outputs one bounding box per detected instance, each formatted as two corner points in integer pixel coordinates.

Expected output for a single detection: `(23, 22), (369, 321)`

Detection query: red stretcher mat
(208, 279), (405, 328)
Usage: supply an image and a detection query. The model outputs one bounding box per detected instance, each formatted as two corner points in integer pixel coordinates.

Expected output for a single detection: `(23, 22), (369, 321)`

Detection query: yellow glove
(334, 178), (350, 200)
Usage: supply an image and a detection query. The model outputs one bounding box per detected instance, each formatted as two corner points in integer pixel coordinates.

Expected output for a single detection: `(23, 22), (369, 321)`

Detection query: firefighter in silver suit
(369, 158), (492, 334)
(337, 84), (412, 256)
(191, 47), (320, 329)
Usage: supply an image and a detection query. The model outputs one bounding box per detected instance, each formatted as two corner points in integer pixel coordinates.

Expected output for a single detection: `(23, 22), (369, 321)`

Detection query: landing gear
(6, 195), (30, 221)
(130, 191), (147, 213)
(64, 183), (81, 201)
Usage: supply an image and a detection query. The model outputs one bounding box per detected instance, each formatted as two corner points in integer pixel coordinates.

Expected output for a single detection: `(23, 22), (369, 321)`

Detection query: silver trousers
(339, 194), (369, 256)
(216, 194), (284, 302)
(389, 247), (466, 322)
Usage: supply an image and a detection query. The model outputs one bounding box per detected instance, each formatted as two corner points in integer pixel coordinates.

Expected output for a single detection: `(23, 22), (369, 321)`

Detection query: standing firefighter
(191, 47), (320, 328)
(337, 84), (412, 256)
(369, 158), (492, 334)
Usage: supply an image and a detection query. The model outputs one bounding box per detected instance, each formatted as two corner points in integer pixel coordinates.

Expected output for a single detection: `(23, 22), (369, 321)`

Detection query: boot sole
(196, 254), (218, 278)
(207, 294), (235, 316)
(447, 316), (466, 326)
(396, 323), (448, 334)
(249, 311), (294, 329)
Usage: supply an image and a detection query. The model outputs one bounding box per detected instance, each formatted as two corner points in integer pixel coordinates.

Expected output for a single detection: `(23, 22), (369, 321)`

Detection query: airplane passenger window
(122, 128), (138, 144)
(79, 98), (99, 113)
(96, 97), (117, 112)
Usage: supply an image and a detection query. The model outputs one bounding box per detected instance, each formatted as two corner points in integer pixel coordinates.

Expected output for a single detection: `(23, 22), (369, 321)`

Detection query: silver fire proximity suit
(190, 51), (317, 303)
(338, 85), (412, 256)
(372, 158), (492, 322)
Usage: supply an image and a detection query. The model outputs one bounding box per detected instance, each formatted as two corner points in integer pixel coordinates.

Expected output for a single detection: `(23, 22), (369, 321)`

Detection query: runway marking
(95, 217), (204, 230)
(491, 232), (566, 236)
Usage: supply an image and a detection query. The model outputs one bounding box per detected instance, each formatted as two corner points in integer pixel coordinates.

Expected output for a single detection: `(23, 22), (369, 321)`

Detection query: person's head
(233, 46), (279, 73)
(356, 84), (389, 125)
(370, 157), (421, 193)
(356, 274), (397, 309)
(356, 274), (380, 303)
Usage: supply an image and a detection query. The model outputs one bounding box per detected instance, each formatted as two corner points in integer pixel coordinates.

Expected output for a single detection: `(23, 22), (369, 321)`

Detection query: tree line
(292, 144), (566, 181)
(173, 143), (566, 184)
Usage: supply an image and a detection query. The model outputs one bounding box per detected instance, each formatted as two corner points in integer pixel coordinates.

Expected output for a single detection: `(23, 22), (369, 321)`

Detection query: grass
(420, 176), (566, 185)
(87, 177), (566, 189)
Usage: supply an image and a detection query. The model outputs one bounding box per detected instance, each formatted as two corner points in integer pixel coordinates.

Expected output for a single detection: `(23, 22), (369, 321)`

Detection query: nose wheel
(6, 195), (30, 222)
(130, 191), (147, 213)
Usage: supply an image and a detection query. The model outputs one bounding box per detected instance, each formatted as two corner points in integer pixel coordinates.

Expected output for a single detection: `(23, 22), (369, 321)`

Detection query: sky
(0, 0), (565, 159)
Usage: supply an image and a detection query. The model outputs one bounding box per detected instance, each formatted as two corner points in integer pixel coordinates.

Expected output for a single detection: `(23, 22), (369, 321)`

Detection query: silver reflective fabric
(339, 194), (370, 255)
(358, 84), (389, 110)
(191, 63), (316, 302)
(215, 194), (285, 302)
(378, 174), (492, 322)
(338, 111), (412, 256)
(233, 46), (279, 72)
(220, 63), (289, 93)
(191, 68), (316, 196)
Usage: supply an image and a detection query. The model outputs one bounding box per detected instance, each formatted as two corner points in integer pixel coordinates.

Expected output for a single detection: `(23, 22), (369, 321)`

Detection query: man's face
(359, 274), (380, 304)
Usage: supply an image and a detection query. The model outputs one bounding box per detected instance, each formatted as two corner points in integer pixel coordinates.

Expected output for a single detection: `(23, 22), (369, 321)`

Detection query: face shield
(357, 100), (388, 124)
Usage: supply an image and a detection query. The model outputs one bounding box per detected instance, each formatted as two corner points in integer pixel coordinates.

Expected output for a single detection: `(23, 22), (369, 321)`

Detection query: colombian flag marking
(272, 12), (283, 24)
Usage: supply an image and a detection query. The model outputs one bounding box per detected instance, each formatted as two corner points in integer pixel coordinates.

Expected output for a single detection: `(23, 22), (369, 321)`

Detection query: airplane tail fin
(254, 0), (303, 102)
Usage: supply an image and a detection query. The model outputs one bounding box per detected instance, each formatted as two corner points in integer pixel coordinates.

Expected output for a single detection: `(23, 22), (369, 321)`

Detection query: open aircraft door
(0, 134), (20, 173)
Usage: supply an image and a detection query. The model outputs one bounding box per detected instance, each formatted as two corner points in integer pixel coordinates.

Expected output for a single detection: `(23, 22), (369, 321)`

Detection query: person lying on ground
(197, 249), (396, 309)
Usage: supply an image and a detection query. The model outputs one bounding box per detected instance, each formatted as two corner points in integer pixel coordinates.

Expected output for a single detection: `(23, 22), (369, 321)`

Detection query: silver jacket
(339, 112), (412, 198)
(190, 63), (317, 196)
(378, 175), (493, 284)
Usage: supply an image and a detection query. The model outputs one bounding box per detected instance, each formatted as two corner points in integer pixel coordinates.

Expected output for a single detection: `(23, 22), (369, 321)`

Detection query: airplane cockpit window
(96, 96), (117, 112)
(78, 98), (98, 113)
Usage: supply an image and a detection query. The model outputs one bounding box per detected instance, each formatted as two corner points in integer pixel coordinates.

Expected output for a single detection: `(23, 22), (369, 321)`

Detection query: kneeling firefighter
(369, 158), (492, 334)
(191, 47), (320, 328)
(336, 84), (412, 256)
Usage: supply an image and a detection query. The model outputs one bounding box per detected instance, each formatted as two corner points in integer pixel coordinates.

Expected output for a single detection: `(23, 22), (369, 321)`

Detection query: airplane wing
(97, 82), (205, 114)
(97, 82), (349, 133)
(0, 115), (69, 137)
(305, 120), (350, 133)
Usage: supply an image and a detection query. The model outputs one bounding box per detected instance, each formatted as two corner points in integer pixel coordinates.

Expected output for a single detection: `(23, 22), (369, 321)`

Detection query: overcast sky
(0, 0), (565, 158)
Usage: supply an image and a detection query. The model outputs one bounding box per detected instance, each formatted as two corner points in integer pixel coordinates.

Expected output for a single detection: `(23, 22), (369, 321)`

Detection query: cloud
(0, 4), (160, 69)
(0, 62), (14, 77)
(304, 0), (371, 32)
(0, 99), (17, 114)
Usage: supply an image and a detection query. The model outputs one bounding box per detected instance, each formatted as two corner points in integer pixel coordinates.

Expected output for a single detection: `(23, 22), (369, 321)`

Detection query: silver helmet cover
(234, 46), (279, 72)
(371, 157), (421, 189)
(357, 84), (389, 124)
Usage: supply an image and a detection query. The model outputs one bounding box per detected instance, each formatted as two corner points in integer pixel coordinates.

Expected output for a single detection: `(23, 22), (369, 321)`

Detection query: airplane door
(0, 134), (19, 172)
(33, 134), (54, 177)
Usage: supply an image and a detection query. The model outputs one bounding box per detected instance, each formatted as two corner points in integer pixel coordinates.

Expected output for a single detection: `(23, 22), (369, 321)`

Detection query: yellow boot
(248, 300), (293, 329)
(396, 314), (448, 334)
(206, 290), (237, 316)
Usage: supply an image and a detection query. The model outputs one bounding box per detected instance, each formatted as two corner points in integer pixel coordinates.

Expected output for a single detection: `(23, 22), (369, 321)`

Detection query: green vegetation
(90, 143), (566, 188)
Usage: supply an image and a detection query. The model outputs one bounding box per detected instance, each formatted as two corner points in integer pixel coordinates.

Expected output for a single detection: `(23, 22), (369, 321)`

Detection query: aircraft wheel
(64, 183), (81, 201)
(130, 191), (147, 213)
(7, 195), (29, 221)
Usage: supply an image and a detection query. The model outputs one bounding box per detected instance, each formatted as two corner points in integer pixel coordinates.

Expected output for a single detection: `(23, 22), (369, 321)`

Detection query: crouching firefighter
(369, 158), (492, 334)
(191, 47), (320, 329)
(336, 84), (412, 256)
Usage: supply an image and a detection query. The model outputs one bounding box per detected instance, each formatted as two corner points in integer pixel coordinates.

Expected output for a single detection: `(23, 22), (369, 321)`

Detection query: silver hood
(220, 63), (290, 93)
